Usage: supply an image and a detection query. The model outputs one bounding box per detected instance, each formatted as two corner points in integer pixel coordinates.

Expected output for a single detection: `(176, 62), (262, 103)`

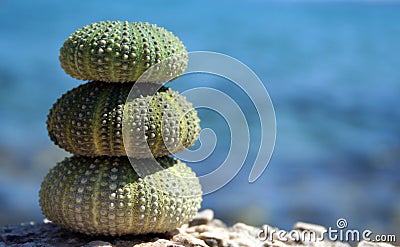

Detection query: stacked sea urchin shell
(39, 21), (202, 236)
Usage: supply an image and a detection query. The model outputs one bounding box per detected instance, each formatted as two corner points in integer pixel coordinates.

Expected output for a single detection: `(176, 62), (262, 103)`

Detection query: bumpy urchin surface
(39, 156), (202, 236)
(46, 81), (200, 158)
(59, 21), (188, 82)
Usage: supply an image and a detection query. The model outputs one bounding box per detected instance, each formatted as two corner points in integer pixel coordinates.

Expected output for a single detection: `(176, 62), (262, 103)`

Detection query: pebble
(189, 209), (214, 227)
(358, 241), (396, 247)
(84, 241), (113, 247)
(293, 222), (327, 237)
(172, 233), (208, 247)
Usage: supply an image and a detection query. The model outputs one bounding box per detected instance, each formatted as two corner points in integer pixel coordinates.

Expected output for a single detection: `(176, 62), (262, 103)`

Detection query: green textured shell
(39, 156), (202, 236)
(46, 81), (200, 158)
(59, 21), (188, 82)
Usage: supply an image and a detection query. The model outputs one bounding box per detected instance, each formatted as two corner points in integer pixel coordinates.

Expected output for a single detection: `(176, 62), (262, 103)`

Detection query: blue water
(0, 0), (399, 236)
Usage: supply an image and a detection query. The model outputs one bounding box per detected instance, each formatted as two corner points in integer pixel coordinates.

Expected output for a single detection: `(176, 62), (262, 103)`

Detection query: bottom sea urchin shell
(39, 156), (202, 236)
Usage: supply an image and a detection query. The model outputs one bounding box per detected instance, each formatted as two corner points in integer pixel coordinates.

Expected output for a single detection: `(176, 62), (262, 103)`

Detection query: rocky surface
(0, 209), (396, 247)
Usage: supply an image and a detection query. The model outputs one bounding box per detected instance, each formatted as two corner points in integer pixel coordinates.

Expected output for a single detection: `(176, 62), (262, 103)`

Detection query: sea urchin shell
(59, 21), (188, 83)
(46, 81), (200, 158)
(39, 156), (202, 236)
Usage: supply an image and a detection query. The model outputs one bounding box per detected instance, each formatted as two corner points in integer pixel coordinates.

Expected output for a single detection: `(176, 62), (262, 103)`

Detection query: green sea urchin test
(41, 20), (203, 237)
(59, 21), (188, 82)
(39, 156), (202, 236)
(47, 81), (200, 157)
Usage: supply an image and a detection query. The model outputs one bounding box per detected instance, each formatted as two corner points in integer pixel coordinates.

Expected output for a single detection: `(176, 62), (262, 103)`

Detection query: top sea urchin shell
(59, 21), (188, 83)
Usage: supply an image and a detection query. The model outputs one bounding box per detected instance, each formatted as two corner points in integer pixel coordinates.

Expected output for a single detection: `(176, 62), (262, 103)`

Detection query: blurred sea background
(0, 0), (399, 237)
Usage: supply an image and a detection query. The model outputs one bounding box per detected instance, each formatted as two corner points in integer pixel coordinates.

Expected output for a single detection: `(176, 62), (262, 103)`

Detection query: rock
(331, 242), (353, 247)
(230, 222), (261, 238)
(293, 222), (327, 238)
(198, 231), (229, 246)
(172, 233), (208, 247)
(0, 209), (397, 247)
(189, 209), (214, 227)
(358, 241), (396, 247)
(84, 241), (113, 247)
(259, 224), (286, 242)
(228, 223), (265, 247)
(134, 239), (184, 247)
(209, 219), (227, 228)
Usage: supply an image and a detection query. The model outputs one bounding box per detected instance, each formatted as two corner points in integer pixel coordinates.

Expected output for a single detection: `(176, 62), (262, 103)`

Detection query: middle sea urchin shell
(39, 156), (202, 236)
(46, 81), (200, 158)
